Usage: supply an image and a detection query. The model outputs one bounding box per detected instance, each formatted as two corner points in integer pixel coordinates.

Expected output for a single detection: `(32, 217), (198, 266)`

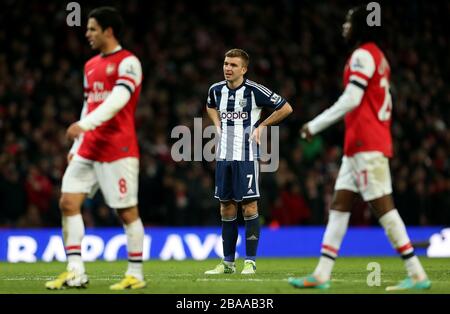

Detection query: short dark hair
(88, 7), (124, 39)
(225, 49), (250, 67)
(347, 5), (383, 44)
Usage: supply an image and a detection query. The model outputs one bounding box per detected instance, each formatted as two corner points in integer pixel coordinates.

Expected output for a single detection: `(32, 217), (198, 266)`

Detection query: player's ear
(104, 26), (114, 38)
(242, 66), (248, 75)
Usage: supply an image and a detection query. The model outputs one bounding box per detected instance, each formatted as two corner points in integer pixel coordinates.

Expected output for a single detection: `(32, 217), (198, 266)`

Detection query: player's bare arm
(251, 102), (293, 144)
(206, 106), (221, 134)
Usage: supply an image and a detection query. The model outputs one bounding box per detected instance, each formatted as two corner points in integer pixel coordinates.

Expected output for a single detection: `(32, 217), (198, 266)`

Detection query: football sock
(379, 209), (427, 280)
(62, 214), (85, 274)
(244, 214), (260, 261)
(124, 218), (144, 281)
(222, 216), (238, 262)
(313, 210), (351, 282)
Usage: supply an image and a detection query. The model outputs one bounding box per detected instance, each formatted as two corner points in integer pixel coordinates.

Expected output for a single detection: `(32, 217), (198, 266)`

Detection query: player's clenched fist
(300, 124), (312, 142)
(66, 122), (85, 140)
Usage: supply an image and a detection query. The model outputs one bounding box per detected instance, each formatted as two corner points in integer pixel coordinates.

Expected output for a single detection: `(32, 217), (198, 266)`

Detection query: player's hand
(250, 125), (266, 145)
(300, 124), (313, 142)
(66, 122), (85, 141)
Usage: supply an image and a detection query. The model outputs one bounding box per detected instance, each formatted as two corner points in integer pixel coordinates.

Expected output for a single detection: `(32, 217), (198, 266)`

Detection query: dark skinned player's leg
(289, 190), (358, 288)
(311, 190), (358, 282)
(369, 194), (429, 288)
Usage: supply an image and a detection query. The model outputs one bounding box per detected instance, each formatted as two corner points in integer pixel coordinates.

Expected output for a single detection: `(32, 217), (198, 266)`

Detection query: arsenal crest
(106, 63), (116, 75)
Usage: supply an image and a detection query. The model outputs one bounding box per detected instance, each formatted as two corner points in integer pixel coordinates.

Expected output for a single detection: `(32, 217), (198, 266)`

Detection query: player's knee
(220, 208), (236, 219)
(59, 196), (80, 214)
(220, 202), (237, 218)
(369, 195), (394, 218)
(331, 200), (349, 212)
(242, 202), (258, 217)
(117, 206), (139, 224)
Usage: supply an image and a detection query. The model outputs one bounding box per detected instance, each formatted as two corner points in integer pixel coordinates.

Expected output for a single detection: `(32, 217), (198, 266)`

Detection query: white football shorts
(334, 151), (392, 201)
(61, 155), (139, 209)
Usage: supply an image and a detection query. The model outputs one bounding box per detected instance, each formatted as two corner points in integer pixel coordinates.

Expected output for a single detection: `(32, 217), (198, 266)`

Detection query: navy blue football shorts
(214, 160), (260, 202)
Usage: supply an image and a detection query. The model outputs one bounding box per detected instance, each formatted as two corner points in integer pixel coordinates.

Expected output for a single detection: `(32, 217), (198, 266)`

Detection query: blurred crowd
(0, 0), (449, 227)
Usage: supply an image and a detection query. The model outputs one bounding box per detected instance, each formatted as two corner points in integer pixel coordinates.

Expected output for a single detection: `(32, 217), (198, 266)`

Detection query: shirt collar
(101, 45), (122, 57)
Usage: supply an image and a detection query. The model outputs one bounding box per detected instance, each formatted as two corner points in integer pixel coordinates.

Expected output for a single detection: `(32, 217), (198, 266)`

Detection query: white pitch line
(196, 278), (396, 283)
(0, 276), (396, 284)
(197, 278), (287, 282)
(1, 278), (118, 281)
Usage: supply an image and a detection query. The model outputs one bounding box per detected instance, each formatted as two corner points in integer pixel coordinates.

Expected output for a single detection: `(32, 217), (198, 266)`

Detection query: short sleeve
(206, 85), (216, 108)
(250, 82), (286, 110)
(116, 55), (143, 93)
(348, 49), (376, 88)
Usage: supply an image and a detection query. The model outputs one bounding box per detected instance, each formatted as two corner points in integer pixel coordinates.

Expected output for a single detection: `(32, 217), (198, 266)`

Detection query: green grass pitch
(1, 257), (449, 294)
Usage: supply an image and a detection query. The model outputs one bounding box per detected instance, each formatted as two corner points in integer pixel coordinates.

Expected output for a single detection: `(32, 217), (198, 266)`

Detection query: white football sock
(62, 214), (85, 274)
(124, 218), (144, 281)
(313, 210), (351, 282)
(379, 209), (427, 280)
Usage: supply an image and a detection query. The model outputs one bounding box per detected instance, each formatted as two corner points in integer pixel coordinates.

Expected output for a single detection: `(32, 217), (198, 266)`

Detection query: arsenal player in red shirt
(46, 7), (146, 291)
(289, 5), (430, 291)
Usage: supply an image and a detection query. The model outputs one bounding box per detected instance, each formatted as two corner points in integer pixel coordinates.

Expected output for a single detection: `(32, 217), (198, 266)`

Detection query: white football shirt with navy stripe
(206, 78), (286, 161)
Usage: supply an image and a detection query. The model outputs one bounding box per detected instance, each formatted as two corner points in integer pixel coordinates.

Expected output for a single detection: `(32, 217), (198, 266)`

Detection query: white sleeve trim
(349, 48), (375, 79)
(78, 85), (131, 131)
(69, 100), (88, 154)
(308, 83), (365, 135)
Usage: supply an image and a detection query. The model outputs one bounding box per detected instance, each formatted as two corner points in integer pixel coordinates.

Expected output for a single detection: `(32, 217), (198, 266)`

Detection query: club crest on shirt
(106, 63), (116, 76)
(239, 99), (247, 107)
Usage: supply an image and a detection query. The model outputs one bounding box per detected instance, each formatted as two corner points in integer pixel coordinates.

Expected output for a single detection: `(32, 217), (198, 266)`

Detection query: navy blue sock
(222, 217), (238, 262)
(244, 214), (260, 261)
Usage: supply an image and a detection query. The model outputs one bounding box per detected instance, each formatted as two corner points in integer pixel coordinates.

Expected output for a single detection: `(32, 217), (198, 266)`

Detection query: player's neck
(227, 77), (244, 90)
(100, 40), (121, 55)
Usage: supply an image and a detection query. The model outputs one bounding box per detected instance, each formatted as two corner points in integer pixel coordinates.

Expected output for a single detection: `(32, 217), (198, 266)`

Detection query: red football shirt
(343, 42), (393, 157)
(78, 49), (142, 162)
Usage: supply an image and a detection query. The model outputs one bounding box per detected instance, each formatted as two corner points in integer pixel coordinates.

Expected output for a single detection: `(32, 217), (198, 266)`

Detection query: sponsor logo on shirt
(220, 111), (248, 121)
(88, 81), (111, 102)
(87, 90), (111, 103)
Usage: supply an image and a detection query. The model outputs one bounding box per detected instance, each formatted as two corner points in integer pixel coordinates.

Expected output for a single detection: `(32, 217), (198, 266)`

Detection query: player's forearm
(260, 102), (293, 127)
(206, 106), (221, 129)
(308, 83), (364, 135)
(78, 85), (131, 131)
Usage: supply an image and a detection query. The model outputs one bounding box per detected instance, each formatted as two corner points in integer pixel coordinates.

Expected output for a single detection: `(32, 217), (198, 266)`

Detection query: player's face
(86, 18), (106, 50)
(342, 11), (353, 41)
(223, 57), (247, 83)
